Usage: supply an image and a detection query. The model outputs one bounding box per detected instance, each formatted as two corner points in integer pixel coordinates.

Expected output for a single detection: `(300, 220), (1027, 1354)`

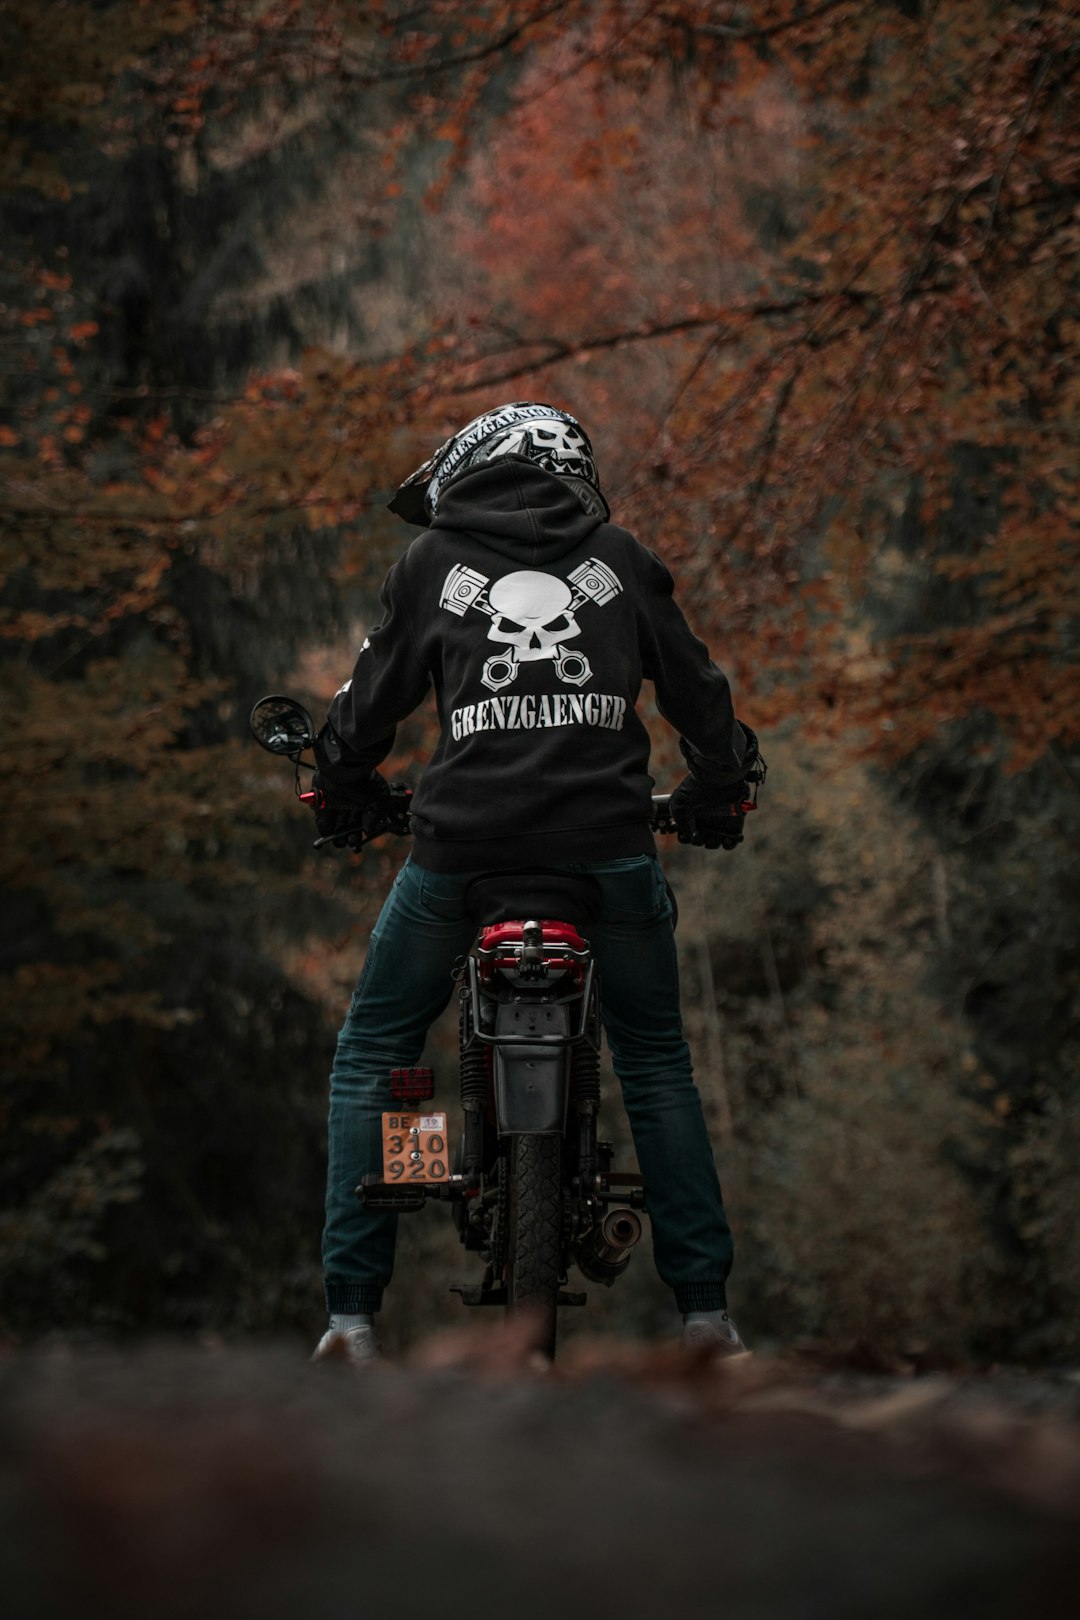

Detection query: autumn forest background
(1, 0), (1077, 1362)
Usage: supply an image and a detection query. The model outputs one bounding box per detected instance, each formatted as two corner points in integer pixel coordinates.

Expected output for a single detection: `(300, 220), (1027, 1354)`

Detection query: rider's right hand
(310, 770), (390, 849)
(671, 718), (765, 848)
(669, 775), (749, 851)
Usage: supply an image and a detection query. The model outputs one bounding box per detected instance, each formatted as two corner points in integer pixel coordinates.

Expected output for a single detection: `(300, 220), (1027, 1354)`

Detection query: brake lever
(307, 790), (413, 850)
(312, 830), (370, 851)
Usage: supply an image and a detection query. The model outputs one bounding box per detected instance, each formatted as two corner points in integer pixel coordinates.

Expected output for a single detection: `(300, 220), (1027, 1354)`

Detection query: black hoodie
(320, 459), (748, 872)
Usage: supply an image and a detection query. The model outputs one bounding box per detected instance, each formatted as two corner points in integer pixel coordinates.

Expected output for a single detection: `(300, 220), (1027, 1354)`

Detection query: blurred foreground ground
(2, 1332), (1078, 1620)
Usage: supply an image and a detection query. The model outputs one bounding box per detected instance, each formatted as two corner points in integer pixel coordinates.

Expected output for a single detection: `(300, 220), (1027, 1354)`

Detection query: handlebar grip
(650, 794), (676, 834)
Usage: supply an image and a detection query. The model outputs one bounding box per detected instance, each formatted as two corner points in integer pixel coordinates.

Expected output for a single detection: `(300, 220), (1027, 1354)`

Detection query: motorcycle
(250, 693), (750, 1359)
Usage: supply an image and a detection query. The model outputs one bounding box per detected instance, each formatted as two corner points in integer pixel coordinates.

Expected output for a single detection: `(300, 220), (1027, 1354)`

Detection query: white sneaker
(680, 1313), (748, 1356)
(311, 1326), (380, 1367)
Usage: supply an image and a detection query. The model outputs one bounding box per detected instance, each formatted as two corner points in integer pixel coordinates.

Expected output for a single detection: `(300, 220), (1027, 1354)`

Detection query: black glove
(669, 775), (750, 850)
(672, 721), (766, 848)
(309, 770), (390, 849)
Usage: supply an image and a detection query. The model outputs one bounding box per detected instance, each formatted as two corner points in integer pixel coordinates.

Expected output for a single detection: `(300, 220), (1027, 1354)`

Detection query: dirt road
(2, 1334), (1078, 1620)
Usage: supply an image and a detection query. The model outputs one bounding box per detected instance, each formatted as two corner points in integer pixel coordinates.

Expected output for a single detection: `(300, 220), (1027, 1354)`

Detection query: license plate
(381, 1112), (450, 1184)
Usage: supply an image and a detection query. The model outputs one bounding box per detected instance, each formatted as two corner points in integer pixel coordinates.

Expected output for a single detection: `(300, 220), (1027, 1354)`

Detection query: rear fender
(493, 1001), (571, 1135)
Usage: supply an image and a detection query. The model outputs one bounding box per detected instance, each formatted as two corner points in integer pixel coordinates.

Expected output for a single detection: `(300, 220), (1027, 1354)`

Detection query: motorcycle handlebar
(252, 697), (701, 848)
(315, 790), (680, 850)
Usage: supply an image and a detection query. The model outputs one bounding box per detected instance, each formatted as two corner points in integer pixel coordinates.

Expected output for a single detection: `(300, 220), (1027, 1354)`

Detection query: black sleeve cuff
(314, 721), (394, 786)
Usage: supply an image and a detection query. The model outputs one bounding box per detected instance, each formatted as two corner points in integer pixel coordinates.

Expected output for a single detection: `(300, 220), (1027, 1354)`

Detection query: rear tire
(506, 1133), (562, 1360)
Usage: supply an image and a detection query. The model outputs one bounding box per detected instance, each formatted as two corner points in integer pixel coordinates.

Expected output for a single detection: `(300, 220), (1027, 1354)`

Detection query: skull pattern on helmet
(388, 402), (609, 524)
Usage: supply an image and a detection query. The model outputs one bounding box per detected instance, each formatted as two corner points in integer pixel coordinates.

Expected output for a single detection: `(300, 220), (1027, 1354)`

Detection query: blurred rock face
(2, 1343), (1079, 1620)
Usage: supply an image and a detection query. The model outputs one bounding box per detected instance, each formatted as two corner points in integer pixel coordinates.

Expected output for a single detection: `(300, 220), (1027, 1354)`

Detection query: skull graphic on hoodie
(439, 558), (622, 692)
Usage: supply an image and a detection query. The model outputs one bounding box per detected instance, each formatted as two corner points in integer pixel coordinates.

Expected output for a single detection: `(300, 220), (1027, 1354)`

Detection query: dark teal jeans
(323, 853), (732, 1316)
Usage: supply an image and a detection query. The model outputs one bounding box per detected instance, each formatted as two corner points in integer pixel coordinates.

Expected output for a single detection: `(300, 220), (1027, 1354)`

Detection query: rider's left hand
(309, 770), (390, 849)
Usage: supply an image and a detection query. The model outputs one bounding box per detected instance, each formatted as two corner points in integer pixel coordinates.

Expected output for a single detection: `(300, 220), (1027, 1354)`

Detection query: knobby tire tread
(508, 1133), (561, 1359)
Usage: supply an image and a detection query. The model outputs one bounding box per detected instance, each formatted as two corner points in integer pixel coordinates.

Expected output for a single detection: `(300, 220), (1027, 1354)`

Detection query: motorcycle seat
(464, 868), (603, 932)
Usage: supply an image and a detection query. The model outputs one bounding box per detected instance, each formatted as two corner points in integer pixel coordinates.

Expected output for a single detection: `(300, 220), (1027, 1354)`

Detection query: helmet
(388, 402), (609, 524)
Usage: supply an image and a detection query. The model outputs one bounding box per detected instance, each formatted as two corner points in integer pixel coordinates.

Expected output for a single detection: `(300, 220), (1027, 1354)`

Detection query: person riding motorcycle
(310, 402), (762, 1364)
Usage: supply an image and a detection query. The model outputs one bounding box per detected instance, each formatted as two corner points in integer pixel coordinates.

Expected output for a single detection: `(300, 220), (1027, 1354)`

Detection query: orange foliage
(0, 0), (1077, 1340)
(414, 2), (1080, 764)
(0, 2), (1076, 959)
(5, 1), (1074, 764)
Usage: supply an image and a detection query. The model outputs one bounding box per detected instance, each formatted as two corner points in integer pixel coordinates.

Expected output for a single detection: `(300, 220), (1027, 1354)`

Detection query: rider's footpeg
(450, 1282), (587, 1307)
(450, 1282), (508, 1306)
(359, 1174), (427, 1211)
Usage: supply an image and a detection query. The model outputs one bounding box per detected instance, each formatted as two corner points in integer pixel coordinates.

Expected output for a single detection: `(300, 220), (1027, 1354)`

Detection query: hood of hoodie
(429, 458), (604, 568)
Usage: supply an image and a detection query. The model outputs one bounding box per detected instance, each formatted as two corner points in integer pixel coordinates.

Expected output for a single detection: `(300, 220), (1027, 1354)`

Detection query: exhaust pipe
(576, 1207), (643, 1286)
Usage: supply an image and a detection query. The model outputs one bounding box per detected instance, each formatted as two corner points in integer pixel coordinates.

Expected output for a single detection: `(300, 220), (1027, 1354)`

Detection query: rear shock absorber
(573, 1039), (600, 1192)
(459, 992), (488, 1180)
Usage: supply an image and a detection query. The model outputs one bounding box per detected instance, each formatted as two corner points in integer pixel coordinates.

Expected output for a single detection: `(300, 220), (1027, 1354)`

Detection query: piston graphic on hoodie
(439, 558), (622, 693)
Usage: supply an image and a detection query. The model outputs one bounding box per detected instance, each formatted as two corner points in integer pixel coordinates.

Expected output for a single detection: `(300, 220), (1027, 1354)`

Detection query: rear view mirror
(249, 694), (316, 759)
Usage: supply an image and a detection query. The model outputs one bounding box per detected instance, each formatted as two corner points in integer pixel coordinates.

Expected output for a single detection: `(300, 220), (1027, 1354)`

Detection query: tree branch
(440, 291), (850, 394)
(659, 0), (870, 46)
(337, 0), (575, 84)
(981, 49), (1053, 248)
